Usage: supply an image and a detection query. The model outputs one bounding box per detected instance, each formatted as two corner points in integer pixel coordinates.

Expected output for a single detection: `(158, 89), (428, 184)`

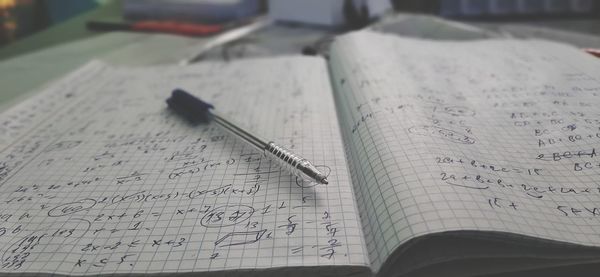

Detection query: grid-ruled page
(0, 61), (107, 149)
(329, 31), (600, 271)
(0, 57), (369, 275)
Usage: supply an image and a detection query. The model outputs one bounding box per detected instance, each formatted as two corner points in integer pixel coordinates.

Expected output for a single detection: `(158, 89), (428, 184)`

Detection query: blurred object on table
(0, 0), (18, 44)
(584, 48), (600, 58)
(0, 0), (48, 45)
(476, 22), (600, 47)
(268, 0), (392, 29)
(44, 0), (98, 24)
(371, 13), (499, 40)
(392, 0), (599, 19)
(123, 0), (264, 24)
(0, 0), (98, 46)
(87, 19), (225, 37)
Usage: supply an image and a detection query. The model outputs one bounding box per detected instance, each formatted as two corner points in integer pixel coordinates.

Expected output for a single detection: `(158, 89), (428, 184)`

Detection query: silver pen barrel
(166, 89), (328, 185)
(212, 113), (328, 184)
(263, 142), (328, 184)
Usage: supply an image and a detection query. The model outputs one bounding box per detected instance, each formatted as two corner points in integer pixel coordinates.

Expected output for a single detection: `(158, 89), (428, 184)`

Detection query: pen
(178, 18), (270, 65)
(166, 89), (329, 185)
(584, 48), (600, 59)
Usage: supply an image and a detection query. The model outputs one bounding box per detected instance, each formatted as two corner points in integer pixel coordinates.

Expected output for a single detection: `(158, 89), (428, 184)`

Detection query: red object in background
(132, 21), (223, 36)
(584, 48), (600, 58)
(87, 20), (224, 37)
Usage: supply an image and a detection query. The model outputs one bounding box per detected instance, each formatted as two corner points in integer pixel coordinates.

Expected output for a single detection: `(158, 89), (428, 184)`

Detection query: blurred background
(0, 0), (598, 47)
(0, 0), (104, 45)
(1, 0), (599, 112)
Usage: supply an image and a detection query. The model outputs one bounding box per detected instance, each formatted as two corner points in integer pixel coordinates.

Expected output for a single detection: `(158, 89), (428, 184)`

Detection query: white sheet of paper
(329, 31), (600, 271)
(0, 57), (369, 275)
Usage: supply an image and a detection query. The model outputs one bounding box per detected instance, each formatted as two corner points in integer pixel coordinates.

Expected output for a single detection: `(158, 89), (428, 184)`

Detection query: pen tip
(321, 178), (328, 185)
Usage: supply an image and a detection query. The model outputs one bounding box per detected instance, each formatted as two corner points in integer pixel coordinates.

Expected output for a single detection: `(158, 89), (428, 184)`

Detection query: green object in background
(0, 0), (99, 47)
(0, 0), (119, 61)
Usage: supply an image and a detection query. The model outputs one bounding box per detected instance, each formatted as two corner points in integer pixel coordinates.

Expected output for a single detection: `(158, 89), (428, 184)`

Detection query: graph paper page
(0, 61), (107, 149)
(0, 57), (369, 275)
(329, 31), (600, 271)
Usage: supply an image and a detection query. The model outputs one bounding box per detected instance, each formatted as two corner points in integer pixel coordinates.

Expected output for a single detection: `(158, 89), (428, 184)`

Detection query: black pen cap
(167, 89), (215, 124)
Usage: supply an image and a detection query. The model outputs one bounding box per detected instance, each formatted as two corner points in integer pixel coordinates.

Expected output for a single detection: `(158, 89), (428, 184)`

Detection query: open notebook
(1, 30), (600, 276)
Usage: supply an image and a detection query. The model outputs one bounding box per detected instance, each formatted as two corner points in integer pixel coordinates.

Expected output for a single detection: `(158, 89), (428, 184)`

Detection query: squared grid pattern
(0, 57), (369, 275)
(330, 31), (600, 271)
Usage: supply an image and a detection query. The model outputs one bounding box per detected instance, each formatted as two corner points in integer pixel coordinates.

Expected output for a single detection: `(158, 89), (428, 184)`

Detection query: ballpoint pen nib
(300, 162), (329, 185)
(314, 172), (328, 184)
